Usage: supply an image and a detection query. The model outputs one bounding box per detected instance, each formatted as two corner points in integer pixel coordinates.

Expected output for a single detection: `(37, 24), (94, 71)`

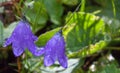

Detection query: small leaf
(36, 27), (61, 46)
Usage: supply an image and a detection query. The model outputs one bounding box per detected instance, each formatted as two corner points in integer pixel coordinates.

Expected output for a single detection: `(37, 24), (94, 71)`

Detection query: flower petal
(12, 42), (24, 57)
(3, 37), (12, 47)
(58, 54), (68, 68)
(32, 35), (38, 41)
(34, 47), (45, 56)
(4, 20), (38, 57)
(43, 30), (68, 68)
(44, 54), (54, 66)
(44, 38), (57, 65)
(55, 32), (68, 68)
(27, 41), (38, 56)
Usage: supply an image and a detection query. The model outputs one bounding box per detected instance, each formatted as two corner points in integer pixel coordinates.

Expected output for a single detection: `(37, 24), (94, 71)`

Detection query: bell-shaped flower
(3, 19), (38, 57)
(38, 30), (68, 68)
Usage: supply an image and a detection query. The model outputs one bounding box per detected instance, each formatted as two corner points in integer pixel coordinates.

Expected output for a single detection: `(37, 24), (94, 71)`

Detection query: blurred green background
(0, 0), (120, 73)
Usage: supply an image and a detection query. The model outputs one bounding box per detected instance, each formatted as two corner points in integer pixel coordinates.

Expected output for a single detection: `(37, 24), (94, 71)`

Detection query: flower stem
(17, 57), (21, 73)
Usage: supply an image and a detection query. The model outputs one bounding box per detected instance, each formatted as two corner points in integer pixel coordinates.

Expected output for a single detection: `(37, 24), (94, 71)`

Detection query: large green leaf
(36, 27), (61, 46)
(68, 40), (108, 58)
(24, 0), (48, 32)
(65, 12), (105, 51)
(44, 0), (63, 24)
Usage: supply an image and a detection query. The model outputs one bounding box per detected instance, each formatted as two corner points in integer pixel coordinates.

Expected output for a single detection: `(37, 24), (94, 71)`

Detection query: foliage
(0, 0), (120, 73)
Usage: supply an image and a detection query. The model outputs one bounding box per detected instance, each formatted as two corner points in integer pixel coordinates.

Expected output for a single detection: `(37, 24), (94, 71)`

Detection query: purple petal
(22, 21), (38, 41)
(54, 32), (68, 68)
(4, 20), (38, 56)
(58, 54), (68, 68)
(34, 47), (45, 56)
(44, 55), (54, 66)
(32, 35), (38, 41)
(3, 37), (12, 47)
(12, 42), (24, 57)
(27, 41), (38, 56)
(44, 49), (56, 66)
(44, 39), (57, 66)
(43, 31), (68, 68)
(57, 39), (68, 68)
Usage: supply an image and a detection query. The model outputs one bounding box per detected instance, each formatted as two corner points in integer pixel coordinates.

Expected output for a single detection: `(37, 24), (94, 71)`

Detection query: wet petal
(12, 42), (24, 57)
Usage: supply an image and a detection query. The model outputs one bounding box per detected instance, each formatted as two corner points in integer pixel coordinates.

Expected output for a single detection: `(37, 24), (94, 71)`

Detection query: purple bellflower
(38, 30), (68, 68)
(3, 18), (38, 57)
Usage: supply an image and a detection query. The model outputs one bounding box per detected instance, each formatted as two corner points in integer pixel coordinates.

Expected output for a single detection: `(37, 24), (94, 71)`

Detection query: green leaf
(86, 0), (120, 20)
(96, 62), (120, 73)
(4, 22), (18, 40)
(36, 27), (61, 46)
(0, 21), (3, 45)
(22, 57), (42, 73)
(68, 40), (108, 58)
(65, 12), (105, 51)
(71, 58), (85, 73)
(103, 17), (120, 38)
(62, 0), (78, 6)
(44, 0), (63, 24)
(24, 0), (48, 32)
(80, 0), (86, 12)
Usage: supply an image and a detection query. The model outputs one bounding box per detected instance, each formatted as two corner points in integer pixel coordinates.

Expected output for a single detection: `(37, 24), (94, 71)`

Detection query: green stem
(111, 0), (116, 18)
(17, 57), (21, 73)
